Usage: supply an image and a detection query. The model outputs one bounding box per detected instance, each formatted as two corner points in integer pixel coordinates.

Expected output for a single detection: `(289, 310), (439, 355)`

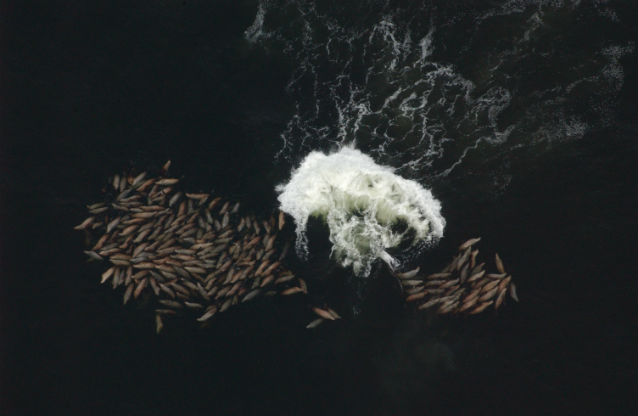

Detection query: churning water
(277, 146), (445, 276)
(245, 0), (633, 276)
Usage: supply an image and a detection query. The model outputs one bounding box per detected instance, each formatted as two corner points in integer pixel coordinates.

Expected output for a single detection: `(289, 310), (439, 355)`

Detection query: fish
(207, 197), (222, 211)
(149, 278), (161, 296)
(479, 286), (500, 302)
(495, 253), (506, 274)
(92, 234), (110, 251)
(101, 267), (115, 284)
(509, 282), (519, 302)
(220, 298), (233, 312)
(275, 273), (296, 285)
(241, 289), (261, 303)
(470, 262), (485, 276)
(418, 298), (442, 310)
(482, 279), (500, 293)
(298, 278), (308, 294)
(86, 202), (105, 211)
(306, 318), (324, 329)
(83, 250), (103, 261)
(327, 308), (341, 319)
(426, 272), (451, 279)
(467, 270), (486, 283)
(395, 267), (420, 279)
(456, 248), (471, 271)
(132, 172), (147, 187)
(312, 307), (335, 320)
(469, 300), (494, 315)
(437, 300), (458, 314)
(265, 235), (276, 251)
(470, 249), (479, 269)
(405, 291), (427, 302)
(162, 160), (171, 172)
(133, 229), (151, 243)
(158, 299), (183, 308)
(458, 296), (478, 313)
(123, 283), (134, 304)
(156, 178), (179, 186)
(263, 261), (280, 276)
(459, 237), (481, 251)
(278, 242), (290, 261)
(495, 288), (507, 309)
(497, 275), (511, 290)
(159, 283), (176, 298)
(197, 306), (217, 322)
(259, 274), (274, 288)
(74, 217), (94, 230)
(106, 217), (121, 233)
(133, 278), (148, 298)
(281, 286), (304, 296)
(155, 315), (164, 334)
(137, 178), (155, 192)
(169, 192), (182, 207)
(155, 309), (177, 315)
(459, 263), (469, 283)
(120, 224), (138, 236)
(487, 273), (507, 279)
(278, 211), (285, 230)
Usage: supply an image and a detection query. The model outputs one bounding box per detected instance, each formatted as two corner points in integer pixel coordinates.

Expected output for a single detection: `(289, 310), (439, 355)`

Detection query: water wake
(276, 146), (445, 277)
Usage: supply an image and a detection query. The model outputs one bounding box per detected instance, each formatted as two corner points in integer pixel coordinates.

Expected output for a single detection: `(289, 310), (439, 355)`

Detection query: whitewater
(277, 146), (445, 277)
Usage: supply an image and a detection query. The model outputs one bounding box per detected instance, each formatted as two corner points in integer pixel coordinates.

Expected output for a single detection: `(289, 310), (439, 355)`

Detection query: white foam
(276, 146), (446, 277)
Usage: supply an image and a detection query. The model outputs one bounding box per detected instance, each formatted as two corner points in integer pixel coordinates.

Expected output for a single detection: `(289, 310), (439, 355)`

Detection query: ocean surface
(2, 1), (636, 415)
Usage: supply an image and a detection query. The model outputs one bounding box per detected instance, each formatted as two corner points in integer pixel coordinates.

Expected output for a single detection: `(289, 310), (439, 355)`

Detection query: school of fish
(75, 161), (308, 333)
(395, 237), (519, 315)
(75, 162), (517, 332)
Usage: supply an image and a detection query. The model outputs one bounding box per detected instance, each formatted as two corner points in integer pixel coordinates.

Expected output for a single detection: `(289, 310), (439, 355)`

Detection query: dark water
(2, 0), (636, 414)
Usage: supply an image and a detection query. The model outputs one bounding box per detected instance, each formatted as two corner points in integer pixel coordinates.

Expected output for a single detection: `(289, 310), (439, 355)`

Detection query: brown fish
(495, 253), (506, 274)
(418, 298), (442, 310)
(74, 217), (94, 230)
(479, 286), (500, 302)
(306, 318), (324, 329)
(242, 289), (261, 303)
(469, 300), (493, 314)
(406, 291), (427, 302)
(155, 314), (164, 334)
(459, 237), (481, 251)
(509, 282), (519, 302)
(278, 211), (285, 230)
(395, 267), (420, 279)
(133, 278), (148, 298)
(426, 272), (451, 280)
(123, 283), (134, 305)
(281, 286), (304, 296)
(467, 270), (486, 283)
(101, 267), (115, 284)
(495, 288), (507, 309)
(312, 307), (335, 320)
(156, 178), (179, 186)
(197, 306), (217, 322)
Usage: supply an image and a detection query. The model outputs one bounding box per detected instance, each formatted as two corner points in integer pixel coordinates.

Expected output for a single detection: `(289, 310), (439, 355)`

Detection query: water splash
(276, 146), (445, 277)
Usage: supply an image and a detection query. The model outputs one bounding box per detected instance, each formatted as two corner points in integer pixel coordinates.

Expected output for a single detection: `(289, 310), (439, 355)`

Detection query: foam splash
(276, 146), (445, 277)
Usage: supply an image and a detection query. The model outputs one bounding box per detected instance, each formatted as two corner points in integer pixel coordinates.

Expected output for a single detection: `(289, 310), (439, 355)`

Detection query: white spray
(276, 146), (445, 277)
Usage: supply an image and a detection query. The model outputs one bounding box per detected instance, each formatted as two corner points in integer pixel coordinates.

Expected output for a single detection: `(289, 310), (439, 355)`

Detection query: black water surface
(2, 1), (636, 415)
